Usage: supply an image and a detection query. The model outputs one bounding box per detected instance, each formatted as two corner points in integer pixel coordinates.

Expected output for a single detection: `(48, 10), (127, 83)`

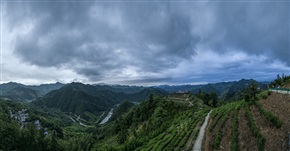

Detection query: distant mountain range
(0, 79), (267, 118)
(155, 79), (267, 101)
(32, 82), (168, 120)
(0, 82), (64, 102)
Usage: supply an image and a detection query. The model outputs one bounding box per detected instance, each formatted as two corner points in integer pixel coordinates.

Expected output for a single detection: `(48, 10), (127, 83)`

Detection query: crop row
(253, 101), (282, 128)
(213, 114), (229, 150)
(210, 101), (240, 132)
(141, 109), (209, 151)
(230, 107), (239, 151)
(245, 103), (265, 151)
(208, 101), (244, 151)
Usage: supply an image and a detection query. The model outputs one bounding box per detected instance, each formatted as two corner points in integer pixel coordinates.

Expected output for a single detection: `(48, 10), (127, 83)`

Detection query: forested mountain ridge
(0, 82), (65, 102)
(157, 79), (267, 101)
(0, 82), (64, 95)
(0, 79), (266, 103)
(32, 82), (168, 121)
(0, 86), (42, 102)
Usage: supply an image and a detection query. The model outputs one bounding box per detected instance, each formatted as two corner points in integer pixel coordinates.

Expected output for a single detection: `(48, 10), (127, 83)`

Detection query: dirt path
(193, 110), (212, 151)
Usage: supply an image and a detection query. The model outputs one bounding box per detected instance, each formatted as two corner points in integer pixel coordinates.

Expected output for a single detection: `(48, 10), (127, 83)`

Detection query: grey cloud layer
(4, 2), (289, 83)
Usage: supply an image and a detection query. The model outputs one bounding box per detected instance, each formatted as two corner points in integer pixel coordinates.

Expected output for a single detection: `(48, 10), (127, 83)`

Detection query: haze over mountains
(0, 79), (267, 102)
(0, 79), (267, 123)
(0, 79), (266, 103)
(0, 79), (266, 117)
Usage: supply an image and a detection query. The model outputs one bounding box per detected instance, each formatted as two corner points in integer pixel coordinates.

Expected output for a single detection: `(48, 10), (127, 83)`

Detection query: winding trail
(193, 110), (212, 151)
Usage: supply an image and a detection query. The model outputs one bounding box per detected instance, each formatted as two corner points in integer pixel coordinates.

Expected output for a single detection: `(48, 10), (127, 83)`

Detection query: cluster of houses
(9, 109), (48, 135)
(9, 109), (29, 129)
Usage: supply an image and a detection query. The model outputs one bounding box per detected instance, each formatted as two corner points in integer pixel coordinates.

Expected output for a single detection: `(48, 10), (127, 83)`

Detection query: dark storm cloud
(4, 1), (289, 83)
(6, 2), (198, 76)
(212, 2), (289, 61)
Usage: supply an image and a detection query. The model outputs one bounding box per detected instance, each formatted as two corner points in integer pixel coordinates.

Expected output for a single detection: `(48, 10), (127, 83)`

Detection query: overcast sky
(1, 1), (289, 85)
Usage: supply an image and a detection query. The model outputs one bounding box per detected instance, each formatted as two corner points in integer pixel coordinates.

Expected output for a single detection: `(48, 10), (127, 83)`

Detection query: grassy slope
(203, 89), (289, 151)
(93, 93), (211, 151)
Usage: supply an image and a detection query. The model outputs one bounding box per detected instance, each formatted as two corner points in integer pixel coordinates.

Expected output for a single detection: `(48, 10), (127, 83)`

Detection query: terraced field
(139, 109), (209, 151)
(97, 93), (211, 151)
(203, 90), (289, 151)
(136, 93), (210, 151)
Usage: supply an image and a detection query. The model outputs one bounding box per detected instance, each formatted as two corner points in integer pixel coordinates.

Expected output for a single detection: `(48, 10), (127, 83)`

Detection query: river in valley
(99, 108), (113, 124)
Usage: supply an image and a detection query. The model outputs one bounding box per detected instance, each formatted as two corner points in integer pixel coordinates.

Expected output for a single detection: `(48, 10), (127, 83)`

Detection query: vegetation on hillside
(0, 92), (211, 151)
(32, 83), (167, 122)
(268, 74), (290, 88)
(109, 100), (135, 122)
(196, 91), (218, 107)
(204, 81), (285, 151)
(0, 77), (288, 151)
(94, 94), (210, 151)
(0, 100), (65, 151)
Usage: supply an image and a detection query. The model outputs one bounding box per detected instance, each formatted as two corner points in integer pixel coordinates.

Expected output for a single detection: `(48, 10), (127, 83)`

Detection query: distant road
(269, 88), (290, 94)
(193, 110), (212, 151)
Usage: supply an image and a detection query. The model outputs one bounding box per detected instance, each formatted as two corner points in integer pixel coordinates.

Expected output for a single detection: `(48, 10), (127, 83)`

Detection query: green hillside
(203, 80), (289, 151)
(32, 83), (167, 121)
(94, 93), (210, 150)
(0, 92), (211, 151)
(0, 99), (74, 151)
(1, 86), (42, 102)
(0, 77), (287, 151)
(109, 100), (135, 122)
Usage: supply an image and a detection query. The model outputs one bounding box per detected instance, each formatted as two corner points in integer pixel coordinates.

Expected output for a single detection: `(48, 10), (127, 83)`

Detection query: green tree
(117, 129), (128, 144)
(210, 92), (218, 107)
(243, 81), (258, 102)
